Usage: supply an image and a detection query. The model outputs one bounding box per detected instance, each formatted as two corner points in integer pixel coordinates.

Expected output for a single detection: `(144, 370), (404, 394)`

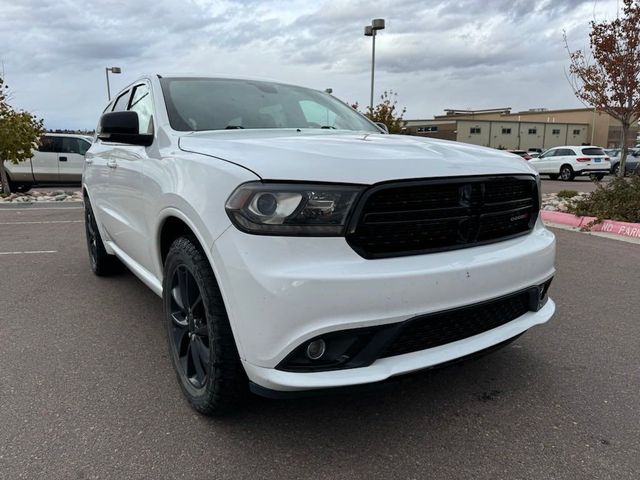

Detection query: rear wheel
(84, 196), (123, 276)
(559, 165), (574, 181)
(163, 236), (247, 415)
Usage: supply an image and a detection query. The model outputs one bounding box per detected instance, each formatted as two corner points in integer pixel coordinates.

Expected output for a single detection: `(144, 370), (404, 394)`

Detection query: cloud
(0, 0), (620, 128)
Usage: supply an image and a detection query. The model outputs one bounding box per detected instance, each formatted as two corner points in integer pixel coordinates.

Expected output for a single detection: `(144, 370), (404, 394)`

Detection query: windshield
(160, 77), (379, 133)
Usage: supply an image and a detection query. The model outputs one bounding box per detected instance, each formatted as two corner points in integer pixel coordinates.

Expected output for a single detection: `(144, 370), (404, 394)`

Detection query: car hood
(179, 130), (537, 184)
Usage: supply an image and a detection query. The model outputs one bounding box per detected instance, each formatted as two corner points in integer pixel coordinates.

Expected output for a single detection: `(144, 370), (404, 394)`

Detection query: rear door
(31, 135), (62, 181)
(59, 137), (91, 182)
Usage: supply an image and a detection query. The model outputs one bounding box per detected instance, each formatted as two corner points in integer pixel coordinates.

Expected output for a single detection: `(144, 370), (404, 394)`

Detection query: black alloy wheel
(163, 236), (247, 414)
(168, 265), (210, 389)
(84, 197), (122, 275)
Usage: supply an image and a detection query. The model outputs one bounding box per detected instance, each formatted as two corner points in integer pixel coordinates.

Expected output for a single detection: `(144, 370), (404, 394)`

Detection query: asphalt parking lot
(541, 176), (608, 194)
(1, 204), (639, 480)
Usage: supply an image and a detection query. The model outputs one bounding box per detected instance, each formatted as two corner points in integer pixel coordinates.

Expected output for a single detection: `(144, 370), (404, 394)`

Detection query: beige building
(404, 107), (639, 149)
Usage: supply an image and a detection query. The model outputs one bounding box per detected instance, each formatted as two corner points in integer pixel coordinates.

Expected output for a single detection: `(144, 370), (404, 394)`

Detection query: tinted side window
(38, 136), (62, 153)
(128, 84), (154, 134)
(112, 90), (131, 112)
(61, 137), (90, 155)
(540, 149), (555, 158)
(564, 149), (577, 156)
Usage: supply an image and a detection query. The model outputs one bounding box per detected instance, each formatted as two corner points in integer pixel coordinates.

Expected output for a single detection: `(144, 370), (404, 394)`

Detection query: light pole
(364, 18), (385, 110)
(105, 66), (122, 101)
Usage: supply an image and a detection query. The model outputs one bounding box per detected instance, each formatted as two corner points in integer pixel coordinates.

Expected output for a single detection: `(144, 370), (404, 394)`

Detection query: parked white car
(528, 146), (610, 181)
(4, 133), (92, 192)
(83, 75), (556, 414)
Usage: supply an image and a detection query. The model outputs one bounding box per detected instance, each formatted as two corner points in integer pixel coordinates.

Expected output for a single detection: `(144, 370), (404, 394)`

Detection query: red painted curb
(540, 210), (640, 239)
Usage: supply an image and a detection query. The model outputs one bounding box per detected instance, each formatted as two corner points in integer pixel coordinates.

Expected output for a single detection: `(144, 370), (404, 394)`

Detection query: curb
(541, 211), (640, 239)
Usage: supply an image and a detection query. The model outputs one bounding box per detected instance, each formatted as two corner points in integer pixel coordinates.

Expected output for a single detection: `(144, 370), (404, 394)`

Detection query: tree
(352, 90), (407, 134)
(565, 0), (640, 177)
(0, 77), (44, 193)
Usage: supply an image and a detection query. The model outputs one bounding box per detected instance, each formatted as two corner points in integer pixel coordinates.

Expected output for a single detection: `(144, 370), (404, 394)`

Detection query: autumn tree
(565, 0), (640, 176)
(353, 90), (407, 134)
(0, 77), (44, 193)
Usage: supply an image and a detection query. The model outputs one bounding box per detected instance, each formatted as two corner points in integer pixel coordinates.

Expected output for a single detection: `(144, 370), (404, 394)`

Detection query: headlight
(225, 182), (364, 235)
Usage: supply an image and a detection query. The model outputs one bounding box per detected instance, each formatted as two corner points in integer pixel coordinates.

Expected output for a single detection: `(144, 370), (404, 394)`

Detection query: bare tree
(565, 0), (640, 176)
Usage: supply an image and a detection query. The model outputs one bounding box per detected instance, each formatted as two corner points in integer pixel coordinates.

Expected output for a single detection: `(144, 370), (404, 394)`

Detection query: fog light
(306, 339), (326, 360)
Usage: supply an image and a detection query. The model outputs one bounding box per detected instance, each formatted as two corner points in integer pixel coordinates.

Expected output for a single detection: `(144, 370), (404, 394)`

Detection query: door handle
(107, 160), (117, 169)
(59, 156), (68, 162)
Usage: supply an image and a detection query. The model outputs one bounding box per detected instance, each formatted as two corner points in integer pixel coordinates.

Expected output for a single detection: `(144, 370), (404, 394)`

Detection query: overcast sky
(0, 0), (621, 129)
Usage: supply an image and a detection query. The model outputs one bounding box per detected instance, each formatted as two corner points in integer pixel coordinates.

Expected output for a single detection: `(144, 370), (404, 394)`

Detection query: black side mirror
(98, 111), (153, 147)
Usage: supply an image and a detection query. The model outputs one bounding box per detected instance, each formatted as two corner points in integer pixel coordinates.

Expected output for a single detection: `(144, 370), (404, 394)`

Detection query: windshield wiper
(320, 125), (336, 129)
(225, 125), (245, 130)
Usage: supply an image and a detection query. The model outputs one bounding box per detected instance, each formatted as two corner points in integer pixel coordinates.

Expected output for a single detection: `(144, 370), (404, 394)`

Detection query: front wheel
(163, 236), (247, 415)
(559, 165), (574, 181)
(9, 181), (32, 193)
(613, 164), (622, 176)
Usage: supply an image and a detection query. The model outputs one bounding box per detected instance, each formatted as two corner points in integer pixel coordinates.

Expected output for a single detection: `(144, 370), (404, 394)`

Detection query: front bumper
(211, 219), (556, 392)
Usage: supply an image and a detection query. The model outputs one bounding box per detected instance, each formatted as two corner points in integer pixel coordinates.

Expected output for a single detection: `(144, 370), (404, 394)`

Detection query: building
(404, 107), (639, 150)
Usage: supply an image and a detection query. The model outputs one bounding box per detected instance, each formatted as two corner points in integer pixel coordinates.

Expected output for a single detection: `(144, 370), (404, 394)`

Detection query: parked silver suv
(3, 133), (91, 192)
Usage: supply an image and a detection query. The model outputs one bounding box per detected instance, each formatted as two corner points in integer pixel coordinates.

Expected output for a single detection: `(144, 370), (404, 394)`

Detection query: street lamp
(105, 66), (122, 101)
(364, 18), (385, 110)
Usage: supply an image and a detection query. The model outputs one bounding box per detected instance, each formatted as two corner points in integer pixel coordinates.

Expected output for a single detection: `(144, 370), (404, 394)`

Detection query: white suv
(528, 146), (611, 181)
(83, 75), (556, 414)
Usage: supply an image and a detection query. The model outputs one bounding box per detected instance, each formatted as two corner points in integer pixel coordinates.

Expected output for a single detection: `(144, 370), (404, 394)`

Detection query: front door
(59, 137), (91, 182)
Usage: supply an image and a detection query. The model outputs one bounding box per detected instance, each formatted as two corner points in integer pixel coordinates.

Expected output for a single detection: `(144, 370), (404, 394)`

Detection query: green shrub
(569, 175), (640, 222)
(557, 190), (579, 199)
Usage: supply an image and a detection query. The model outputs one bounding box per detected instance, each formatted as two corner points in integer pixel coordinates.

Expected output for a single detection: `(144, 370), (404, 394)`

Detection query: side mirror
(97, 111), (153, 147)
(375, 122), (389, 134)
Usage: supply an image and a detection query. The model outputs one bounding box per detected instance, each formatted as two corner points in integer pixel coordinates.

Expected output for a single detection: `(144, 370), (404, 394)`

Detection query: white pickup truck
(4, 133), (92, 192)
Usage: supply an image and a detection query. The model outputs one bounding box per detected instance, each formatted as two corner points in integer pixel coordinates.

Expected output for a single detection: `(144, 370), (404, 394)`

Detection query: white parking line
(0, 220), (83, 225)
(0, 250), (58, 256)
(0, 207), (83, 211)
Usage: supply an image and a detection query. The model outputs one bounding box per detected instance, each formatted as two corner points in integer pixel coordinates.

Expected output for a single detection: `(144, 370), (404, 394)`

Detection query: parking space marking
(0, 207), (83, 211)
(0, 220), (83, 225)
(0, 250), (58, 256)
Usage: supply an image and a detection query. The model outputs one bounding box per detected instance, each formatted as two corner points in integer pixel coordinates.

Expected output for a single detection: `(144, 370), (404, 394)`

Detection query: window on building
(573, 129), (581, 135)
(528, 128), (537, 135)
(552, 129), (560, 135)
(470, 127), (481, 134)
(501, 128), (511, 135)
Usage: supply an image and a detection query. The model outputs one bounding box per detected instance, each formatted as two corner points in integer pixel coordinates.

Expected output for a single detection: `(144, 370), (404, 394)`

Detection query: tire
(10, 182), (32, 193)
(548, 174), (559, 180)
(613, 164), (622, 176)
(163, 236), (247, 415)
(559, 165), (574, 181)
(84, 196), (123, 276)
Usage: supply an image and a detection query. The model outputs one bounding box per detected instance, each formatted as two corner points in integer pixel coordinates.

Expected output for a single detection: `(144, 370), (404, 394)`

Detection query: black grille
(381, 290), (531, 358)
(346, 175), (539, 259)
